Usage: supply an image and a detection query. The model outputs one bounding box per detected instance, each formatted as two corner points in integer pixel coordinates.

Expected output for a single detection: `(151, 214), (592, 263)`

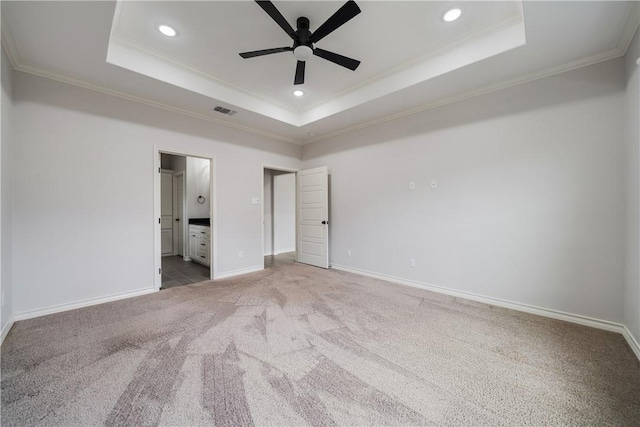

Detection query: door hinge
(158, 167), (161, 173)
(159, 268), (162, 274)
(158, 218), (161, 224)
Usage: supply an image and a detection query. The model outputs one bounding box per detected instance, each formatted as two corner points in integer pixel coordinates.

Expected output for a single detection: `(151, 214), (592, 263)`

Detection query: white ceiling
(2, 1), (638, 145)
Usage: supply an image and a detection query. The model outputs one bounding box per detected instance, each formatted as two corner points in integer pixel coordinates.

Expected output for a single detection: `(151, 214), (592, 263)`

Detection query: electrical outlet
(347, 249), (352, 257)
(409, 258), (416, 267)
(409, 181), (415, 190)
(238, 251), (244, 259)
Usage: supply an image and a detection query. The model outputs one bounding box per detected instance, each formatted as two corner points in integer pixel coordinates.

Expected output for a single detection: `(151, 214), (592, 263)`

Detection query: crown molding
(304, 46), (626, 145)
(110, 35), (295, 114)
(1, 12), (20, 69)
(13, 62), (301, 145)
(618, 1), (640, 55)
(302, 11), (525, 112)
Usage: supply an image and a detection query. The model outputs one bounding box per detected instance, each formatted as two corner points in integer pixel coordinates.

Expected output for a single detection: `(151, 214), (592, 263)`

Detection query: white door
(173, 173), (185, 256)
(160, 170), (174, 255)
(297, 166), (329, 268)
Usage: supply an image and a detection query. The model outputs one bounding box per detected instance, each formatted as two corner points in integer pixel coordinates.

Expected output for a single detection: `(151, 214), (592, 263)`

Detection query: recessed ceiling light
(293, 90), (304, 97)
(307, 132), (316, 136)
(158, 24), (177, 37)
(443, 8), (462, 22)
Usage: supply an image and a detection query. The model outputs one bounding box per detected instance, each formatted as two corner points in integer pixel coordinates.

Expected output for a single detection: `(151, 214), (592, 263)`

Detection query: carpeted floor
(2, 262), (640, 426)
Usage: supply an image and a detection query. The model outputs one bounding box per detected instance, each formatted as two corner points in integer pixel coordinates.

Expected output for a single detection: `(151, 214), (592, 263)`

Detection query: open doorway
(263, 167), (297, 269)
(156, 151), (215, 290)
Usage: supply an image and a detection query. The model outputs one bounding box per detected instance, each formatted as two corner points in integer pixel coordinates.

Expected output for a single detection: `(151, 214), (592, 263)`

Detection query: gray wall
(10, 72), (300, 316)
(1, 47), (14, 335)
(624, 29), (640, 343)
(303, 58), (626, 323)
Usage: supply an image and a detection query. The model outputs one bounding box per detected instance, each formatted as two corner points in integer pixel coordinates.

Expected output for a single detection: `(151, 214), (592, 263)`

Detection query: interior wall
(302, 58), (626, 323)
(273, 173), (296, 254)
(624, 28), (640, 343)
(264, 169), (273, 255)
(186, 157), (210, 219)
(1, 47), (14, 335)
(11, 71), (301, 316)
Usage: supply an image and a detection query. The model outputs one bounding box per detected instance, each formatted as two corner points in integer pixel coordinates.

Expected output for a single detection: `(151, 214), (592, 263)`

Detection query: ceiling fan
(239, 0), (361, 85)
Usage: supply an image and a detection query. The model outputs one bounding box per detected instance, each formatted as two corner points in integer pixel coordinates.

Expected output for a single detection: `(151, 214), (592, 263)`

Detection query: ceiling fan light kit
(239, 0), (362, 86)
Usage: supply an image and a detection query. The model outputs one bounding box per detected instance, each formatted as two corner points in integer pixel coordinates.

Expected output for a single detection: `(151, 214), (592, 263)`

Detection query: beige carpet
(2, 262), (640, 426)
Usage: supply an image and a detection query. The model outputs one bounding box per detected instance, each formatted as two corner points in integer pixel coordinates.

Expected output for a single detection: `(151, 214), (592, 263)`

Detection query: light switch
(409, 181), (415, 190)
(251, 197), (260, 205)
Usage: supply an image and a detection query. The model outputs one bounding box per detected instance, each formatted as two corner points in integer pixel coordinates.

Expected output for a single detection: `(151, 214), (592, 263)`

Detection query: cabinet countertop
(188, 218), (210, 226)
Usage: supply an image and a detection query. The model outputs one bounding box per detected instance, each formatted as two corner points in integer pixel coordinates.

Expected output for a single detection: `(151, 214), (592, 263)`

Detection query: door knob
(175, 218), (180, 222)
(322, 220), (328, 224)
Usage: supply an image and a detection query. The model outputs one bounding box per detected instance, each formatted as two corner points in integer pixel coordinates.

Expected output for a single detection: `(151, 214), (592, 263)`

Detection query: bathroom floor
(161, 256), (210, 290)
(161, 252), (297, 290)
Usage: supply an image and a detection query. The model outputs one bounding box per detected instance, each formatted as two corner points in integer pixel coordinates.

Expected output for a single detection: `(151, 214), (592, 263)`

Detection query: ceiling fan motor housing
(293, 17), (313, 61)
(240, 1), (362, 85)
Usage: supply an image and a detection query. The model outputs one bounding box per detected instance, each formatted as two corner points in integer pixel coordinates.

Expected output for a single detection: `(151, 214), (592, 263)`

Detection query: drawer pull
(200, 231), (206, 234)
(200, 255), (205, 258)
(201, 243), (206, 246)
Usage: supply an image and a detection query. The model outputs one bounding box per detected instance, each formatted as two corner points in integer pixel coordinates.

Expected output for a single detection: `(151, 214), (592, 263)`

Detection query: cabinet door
(189, 232), (198, 259)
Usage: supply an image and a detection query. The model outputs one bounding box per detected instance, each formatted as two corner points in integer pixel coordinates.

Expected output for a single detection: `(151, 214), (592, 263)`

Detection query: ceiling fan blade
(255, 1), (296, 39)
(310, 0), (361, 43)
(294, 61), (305, 85)
(313, 48), (360, 71)
(239, 47), (292, 59)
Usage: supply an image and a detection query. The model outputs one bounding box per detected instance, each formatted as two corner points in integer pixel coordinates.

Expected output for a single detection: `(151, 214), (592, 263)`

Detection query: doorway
(155, 150), (215, 290)
(263, 167), (297, 269)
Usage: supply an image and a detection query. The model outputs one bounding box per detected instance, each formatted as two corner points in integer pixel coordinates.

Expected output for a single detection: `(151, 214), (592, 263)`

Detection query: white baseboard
(183, 256), (191, 262)
(622, 325), (640, 361)
(1, 317), (15, 345)
(214, 265), (263, 280)
(331, 264), (626, 335)
(13, 287), (157, 322)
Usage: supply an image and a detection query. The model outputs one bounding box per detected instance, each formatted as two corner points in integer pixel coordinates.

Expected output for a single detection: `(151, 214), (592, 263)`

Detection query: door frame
(261, 165), (299, 270)
(172, 171), (186, 257)
(154, 148), (216, 291)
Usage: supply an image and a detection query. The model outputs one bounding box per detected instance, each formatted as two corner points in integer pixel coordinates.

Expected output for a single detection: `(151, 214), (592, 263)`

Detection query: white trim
(11, 63), (300, 145)
(5, 30), (633, 147)
(1, 318), (15, 345)
(13, 288), (156, 322)
(0, 13), (20, 69)
(304, 47), (627, 145)
(622, 325), (640, 362)
(110, 35), (294, 113)
(331, 264), (626, 334)
(214, 265), (263, 280)
(303, 12), (524, 112)
(617, 2), (640, 55)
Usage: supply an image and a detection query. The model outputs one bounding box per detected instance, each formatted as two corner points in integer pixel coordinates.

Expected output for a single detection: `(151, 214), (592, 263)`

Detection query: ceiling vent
(213, 106), (237, 116)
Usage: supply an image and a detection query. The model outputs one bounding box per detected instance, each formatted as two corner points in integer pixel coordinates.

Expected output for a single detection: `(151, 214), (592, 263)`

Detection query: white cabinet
(188, 225), (210, 266)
